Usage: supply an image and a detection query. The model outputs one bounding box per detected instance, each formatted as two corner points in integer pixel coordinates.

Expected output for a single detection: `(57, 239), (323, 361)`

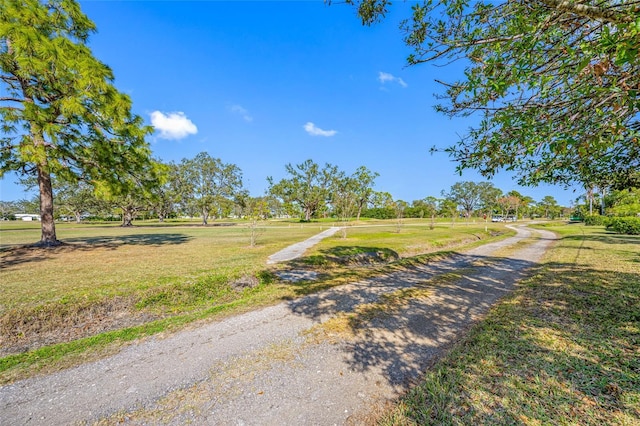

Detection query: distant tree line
(8, 157), (639, 226)
(359, 183), (569, 221)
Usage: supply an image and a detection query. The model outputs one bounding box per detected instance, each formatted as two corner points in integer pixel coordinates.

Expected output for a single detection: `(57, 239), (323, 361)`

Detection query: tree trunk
(121, 203), (137, 227)
(202, 208), (209, 225)
(32, 127), (59, 246)
(121, 208), (134, 227)
(249, 219), (258, 247)
(37, 163), (59, 246)
(356, 203), (363, 222)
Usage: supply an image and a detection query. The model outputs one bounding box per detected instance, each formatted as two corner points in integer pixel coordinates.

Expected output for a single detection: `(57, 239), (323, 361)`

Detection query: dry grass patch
(0, 222), (317, 369)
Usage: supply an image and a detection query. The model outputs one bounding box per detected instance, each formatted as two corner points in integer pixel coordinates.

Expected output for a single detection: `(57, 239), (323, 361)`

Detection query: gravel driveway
(266, 226), (342, 264)
(0, 225), (556, 425)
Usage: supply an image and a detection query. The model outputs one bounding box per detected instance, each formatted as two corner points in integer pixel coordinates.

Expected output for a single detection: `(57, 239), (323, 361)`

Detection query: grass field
(378, 224), (640, 425)
(0, 217), (508, 382)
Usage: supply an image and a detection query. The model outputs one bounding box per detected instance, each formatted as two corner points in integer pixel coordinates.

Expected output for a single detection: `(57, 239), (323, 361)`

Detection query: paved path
(266, 226), (342, 264)
(0, 225), (556, 425)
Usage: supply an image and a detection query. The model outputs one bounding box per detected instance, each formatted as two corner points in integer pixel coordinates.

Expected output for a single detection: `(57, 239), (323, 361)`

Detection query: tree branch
(538, 0), (635, 24)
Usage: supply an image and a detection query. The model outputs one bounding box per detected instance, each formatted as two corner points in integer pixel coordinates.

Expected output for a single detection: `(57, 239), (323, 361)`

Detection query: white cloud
(303, 122), (337, 137)
(378, 71), (407, 88)
(150, 111), (197, 140)
(229, 104), (253, 122)
(378, 71), (395, 84)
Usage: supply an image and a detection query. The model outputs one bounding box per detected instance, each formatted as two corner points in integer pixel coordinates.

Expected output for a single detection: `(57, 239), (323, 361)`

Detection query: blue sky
(1, 1), (582, 206)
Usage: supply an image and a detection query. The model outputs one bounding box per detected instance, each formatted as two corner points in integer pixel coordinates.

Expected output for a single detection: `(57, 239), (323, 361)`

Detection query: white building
(14, 214), (41, 221)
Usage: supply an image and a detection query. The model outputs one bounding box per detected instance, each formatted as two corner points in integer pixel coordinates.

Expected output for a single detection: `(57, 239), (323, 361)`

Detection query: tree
(406, 197), (439, 227)
(350, 166), (379, 221)
(94, 161), (163, 227)
(362, 190), (395, 219)
(443, 181), (501, 220)
(244, 196), (270, 247)
(328, 165), (378, 236)
(538, 195), (560, 219)
(148, 162), (178, 222)
(584, 186), (597, 216)
(496, 191), (525, 220)
(519, 194), (536, 219)
(392, 199), (408, 233)
(479, 185), (503, 216)
(607, 187), (640, 216)
(112, 193), (145, 227)
(178, 152), (244, 225)
(506, 190), (526, 220)
(347, 0), (640, 188)
(1, 0), (154, 245)
(423, 196), (439, 229)
(168, 160), (197, 219)
(0, 200), (19, 219)
(331, 171), (357, 238)
(268, 159), (338, 222)
(55, 180), (96, 223)
(262, 194), (284, 219)
(438, 198), (459, 227)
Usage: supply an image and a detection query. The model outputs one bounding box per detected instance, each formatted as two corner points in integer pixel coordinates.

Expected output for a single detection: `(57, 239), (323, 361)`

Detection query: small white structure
(15, 214), (41, 221)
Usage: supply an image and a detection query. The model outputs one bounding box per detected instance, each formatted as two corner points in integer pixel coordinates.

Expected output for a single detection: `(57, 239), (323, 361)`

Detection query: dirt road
(266, 226), (341, 264)
(0, 225), (555, 425)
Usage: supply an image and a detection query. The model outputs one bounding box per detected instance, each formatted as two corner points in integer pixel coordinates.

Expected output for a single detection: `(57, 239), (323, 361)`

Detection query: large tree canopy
(443, 180), (501, 218)
(0, 0), (153, 245)
(268, 159), (339, 221)
(347, 0), (640, 188)
(176, 152), (244, 225)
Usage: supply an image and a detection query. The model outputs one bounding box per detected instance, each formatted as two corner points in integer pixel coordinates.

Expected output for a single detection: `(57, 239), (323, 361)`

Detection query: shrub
(606, 217), (640, 235)
(584, 215), (609, 226)
(362, 208), (396, 219)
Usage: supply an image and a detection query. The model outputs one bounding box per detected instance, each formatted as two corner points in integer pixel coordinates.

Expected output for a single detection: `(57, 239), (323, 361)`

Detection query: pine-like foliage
(0, 0), (154, 245)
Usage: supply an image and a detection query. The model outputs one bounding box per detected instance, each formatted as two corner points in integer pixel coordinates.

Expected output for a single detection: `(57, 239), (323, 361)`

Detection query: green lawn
(0, 220), (319, 309)
(0, 218), (508, 383)
(379, 224), (640, 425)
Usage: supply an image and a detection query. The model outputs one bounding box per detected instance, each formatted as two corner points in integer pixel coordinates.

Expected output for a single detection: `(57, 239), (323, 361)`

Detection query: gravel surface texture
(266, 226), (341, 264)
(0, 224), (556, 425)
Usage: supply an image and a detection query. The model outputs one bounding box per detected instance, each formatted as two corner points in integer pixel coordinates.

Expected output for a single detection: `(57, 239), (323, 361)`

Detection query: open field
(379, 223), (640, 425)
(3, 220), (637, 424)
(0, 218), (510, 382)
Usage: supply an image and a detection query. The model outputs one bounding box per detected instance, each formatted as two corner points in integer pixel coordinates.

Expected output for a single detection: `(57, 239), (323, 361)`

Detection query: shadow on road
(288, 252), (541, 391)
